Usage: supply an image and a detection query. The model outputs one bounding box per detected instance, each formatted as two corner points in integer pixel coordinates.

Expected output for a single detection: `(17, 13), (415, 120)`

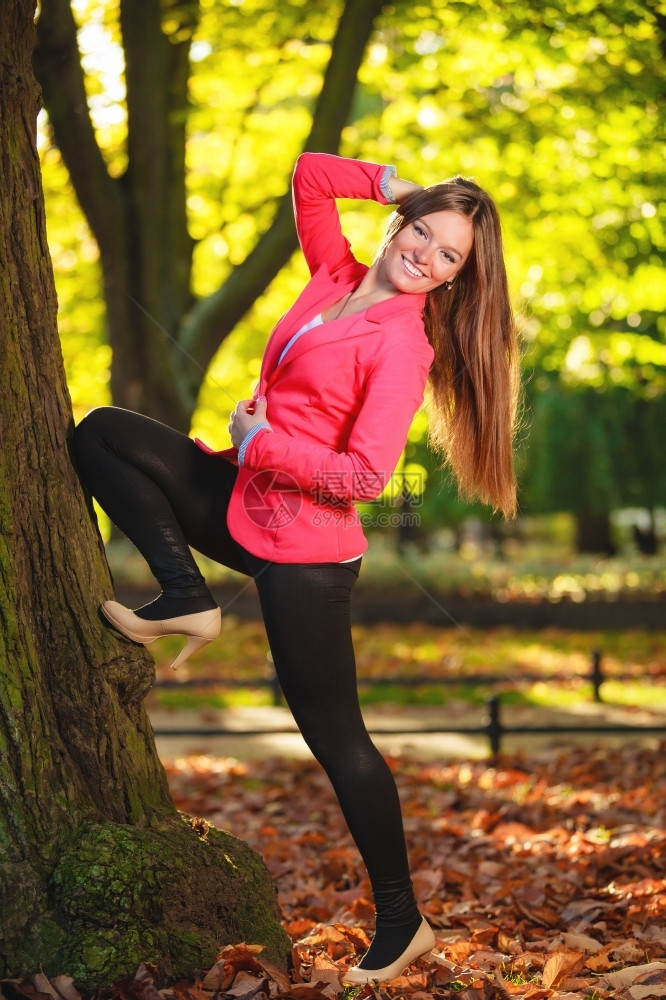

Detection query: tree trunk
(0, 1), (289, 988)
(575, 511), (617, 555)
(34, 0), (197, 431)
(632, 508), (659, 556)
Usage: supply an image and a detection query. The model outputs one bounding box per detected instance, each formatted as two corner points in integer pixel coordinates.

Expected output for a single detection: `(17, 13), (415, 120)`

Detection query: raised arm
(292, 152), (398, 276)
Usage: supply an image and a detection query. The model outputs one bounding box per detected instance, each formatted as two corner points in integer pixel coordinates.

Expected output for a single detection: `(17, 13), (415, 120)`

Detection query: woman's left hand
(388, 176), (423, 203)
(229, 397), (268, 448)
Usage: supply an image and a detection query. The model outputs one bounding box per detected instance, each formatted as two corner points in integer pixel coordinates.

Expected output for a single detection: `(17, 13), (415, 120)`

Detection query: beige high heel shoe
(343, 917), (435, 985)
(101, 600), (221, 670)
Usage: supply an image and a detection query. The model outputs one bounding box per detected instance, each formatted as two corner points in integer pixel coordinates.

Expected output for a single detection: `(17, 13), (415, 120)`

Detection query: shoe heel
(170, 634), (212, 670)
(343, 917), (435, 985)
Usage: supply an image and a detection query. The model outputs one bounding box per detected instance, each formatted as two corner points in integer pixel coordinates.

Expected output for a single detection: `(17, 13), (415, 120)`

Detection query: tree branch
(120, 0), (169, 251)
(182, 0), (387, 381)
(647, 1), (666, 61)
(33, 0), (124, 259)
(116, 0), (198, 423)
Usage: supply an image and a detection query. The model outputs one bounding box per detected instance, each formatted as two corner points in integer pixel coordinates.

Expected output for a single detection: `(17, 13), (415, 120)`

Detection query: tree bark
(1, 0), (289, 987)
(575, 511), (617, 555)
(34, 0), (386, 430)
(34, 0), (197, 430)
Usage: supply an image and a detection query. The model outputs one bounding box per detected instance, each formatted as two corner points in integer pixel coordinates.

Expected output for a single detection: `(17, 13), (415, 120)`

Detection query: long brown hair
(382, 178), (520, 518)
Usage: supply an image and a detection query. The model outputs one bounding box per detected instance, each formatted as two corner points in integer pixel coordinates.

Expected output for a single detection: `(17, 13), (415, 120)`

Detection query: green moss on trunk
(7, 817), (290, 990)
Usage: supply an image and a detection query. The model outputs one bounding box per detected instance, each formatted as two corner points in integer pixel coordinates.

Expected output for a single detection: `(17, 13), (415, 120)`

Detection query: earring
(443, 280), (453, 290)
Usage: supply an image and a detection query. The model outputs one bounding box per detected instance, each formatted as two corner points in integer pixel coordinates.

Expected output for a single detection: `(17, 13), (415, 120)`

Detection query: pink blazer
(196, 153), (434, 563)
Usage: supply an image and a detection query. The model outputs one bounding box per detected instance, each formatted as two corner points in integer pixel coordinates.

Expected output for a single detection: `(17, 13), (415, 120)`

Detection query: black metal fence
(152, 649), (666, 756)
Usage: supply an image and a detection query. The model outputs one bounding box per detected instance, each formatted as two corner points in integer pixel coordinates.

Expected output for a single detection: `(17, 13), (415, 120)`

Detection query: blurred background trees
(35, 0), (666, 554)
(34, 0), (385, 430)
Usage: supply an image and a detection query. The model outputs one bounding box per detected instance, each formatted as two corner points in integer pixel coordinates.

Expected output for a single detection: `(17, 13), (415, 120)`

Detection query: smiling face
(378, 210), (475, 295)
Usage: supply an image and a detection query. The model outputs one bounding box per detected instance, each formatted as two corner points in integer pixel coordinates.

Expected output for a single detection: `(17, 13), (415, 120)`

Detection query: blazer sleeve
(241, 336), (434, 503)
(292, 152), (397, 277)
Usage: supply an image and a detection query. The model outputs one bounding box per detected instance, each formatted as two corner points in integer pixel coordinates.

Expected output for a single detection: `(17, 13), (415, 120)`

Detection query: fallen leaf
(349, 897), (375, 921)
(585, 945), (619, 972)
(158, 742), (666, 1000)
(443, 940), (476, 964)
(201, 961), (231, 993)
(220, 971), (267, 998)
(132, 963), (162, 1000)
(512, 887), (560, 928)
(558, 932), (603, 953)
(31, 978), (58, 1000)
(256, 957), (291, 991)
(50, 978), (81, 1000)
(541, 950), (584, 988)
(625, 988), (666, 1000)
(273, 988), (333, 999)
(600, 962), (666, 989)
(305, 956), (340, 994)
(558, 975), (598, 991)
(189, 817), (210, 840)
(411, 868), (442, 901)
(613, 940), (656, 964)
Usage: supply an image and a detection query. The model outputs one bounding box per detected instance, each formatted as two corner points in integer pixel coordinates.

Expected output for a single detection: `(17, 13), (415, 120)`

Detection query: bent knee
(71, 406), (126, 468)
(75, 405), (115, 433)
(73, 405), (124, 445)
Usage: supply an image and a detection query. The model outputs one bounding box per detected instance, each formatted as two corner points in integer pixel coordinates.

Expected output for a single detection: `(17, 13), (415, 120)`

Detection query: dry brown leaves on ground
(165, 742), (666, 999)
(4, 743), (665, 1000)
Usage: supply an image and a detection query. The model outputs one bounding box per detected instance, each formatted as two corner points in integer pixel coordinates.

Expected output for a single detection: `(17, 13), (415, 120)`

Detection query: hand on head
(388, 177), (423, 203)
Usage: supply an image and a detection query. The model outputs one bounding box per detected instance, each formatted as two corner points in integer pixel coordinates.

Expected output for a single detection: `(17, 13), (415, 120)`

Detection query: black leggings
(72, 406), (420, 955)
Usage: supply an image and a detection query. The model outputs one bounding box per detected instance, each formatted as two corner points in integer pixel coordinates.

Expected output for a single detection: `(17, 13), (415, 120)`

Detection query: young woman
(73, 152), (519, 984)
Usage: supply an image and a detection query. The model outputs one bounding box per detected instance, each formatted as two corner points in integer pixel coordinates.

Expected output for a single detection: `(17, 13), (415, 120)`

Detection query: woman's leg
(73, 410), (421, 964)
(249, 558), (422, 969)
(72, 406), (251, 618)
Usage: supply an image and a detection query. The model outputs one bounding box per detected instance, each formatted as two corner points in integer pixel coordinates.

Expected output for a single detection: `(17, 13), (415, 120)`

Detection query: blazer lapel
(259, 264), (427, 388)
(269, 286), (428, 376)
(260, 263), (362, 382)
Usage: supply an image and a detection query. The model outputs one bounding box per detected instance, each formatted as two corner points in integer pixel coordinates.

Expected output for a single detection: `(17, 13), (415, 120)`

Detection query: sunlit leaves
(561, 332), (666, 391)
(40, 0), (666, 515)
(186, 0), (340, 270)
(70, 0), (127, 173)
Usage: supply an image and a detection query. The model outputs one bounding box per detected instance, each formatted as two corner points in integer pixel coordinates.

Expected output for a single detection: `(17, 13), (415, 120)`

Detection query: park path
(148, 700), (666, 762)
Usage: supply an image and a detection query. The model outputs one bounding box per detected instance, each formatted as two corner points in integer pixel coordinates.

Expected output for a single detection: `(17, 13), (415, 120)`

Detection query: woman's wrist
(238, 421), (272, 466)
(387, 176), (423, 203)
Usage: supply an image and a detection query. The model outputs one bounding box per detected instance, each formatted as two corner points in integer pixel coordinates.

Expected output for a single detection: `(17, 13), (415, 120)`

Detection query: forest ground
(156, 729), (666, 1000)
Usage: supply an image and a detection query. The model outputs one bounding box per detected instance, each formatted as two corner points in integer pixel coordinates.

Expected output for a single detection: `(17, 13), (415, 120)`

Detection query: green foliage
(41, 0), (666, 512)
(520, 380), (666, 515)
